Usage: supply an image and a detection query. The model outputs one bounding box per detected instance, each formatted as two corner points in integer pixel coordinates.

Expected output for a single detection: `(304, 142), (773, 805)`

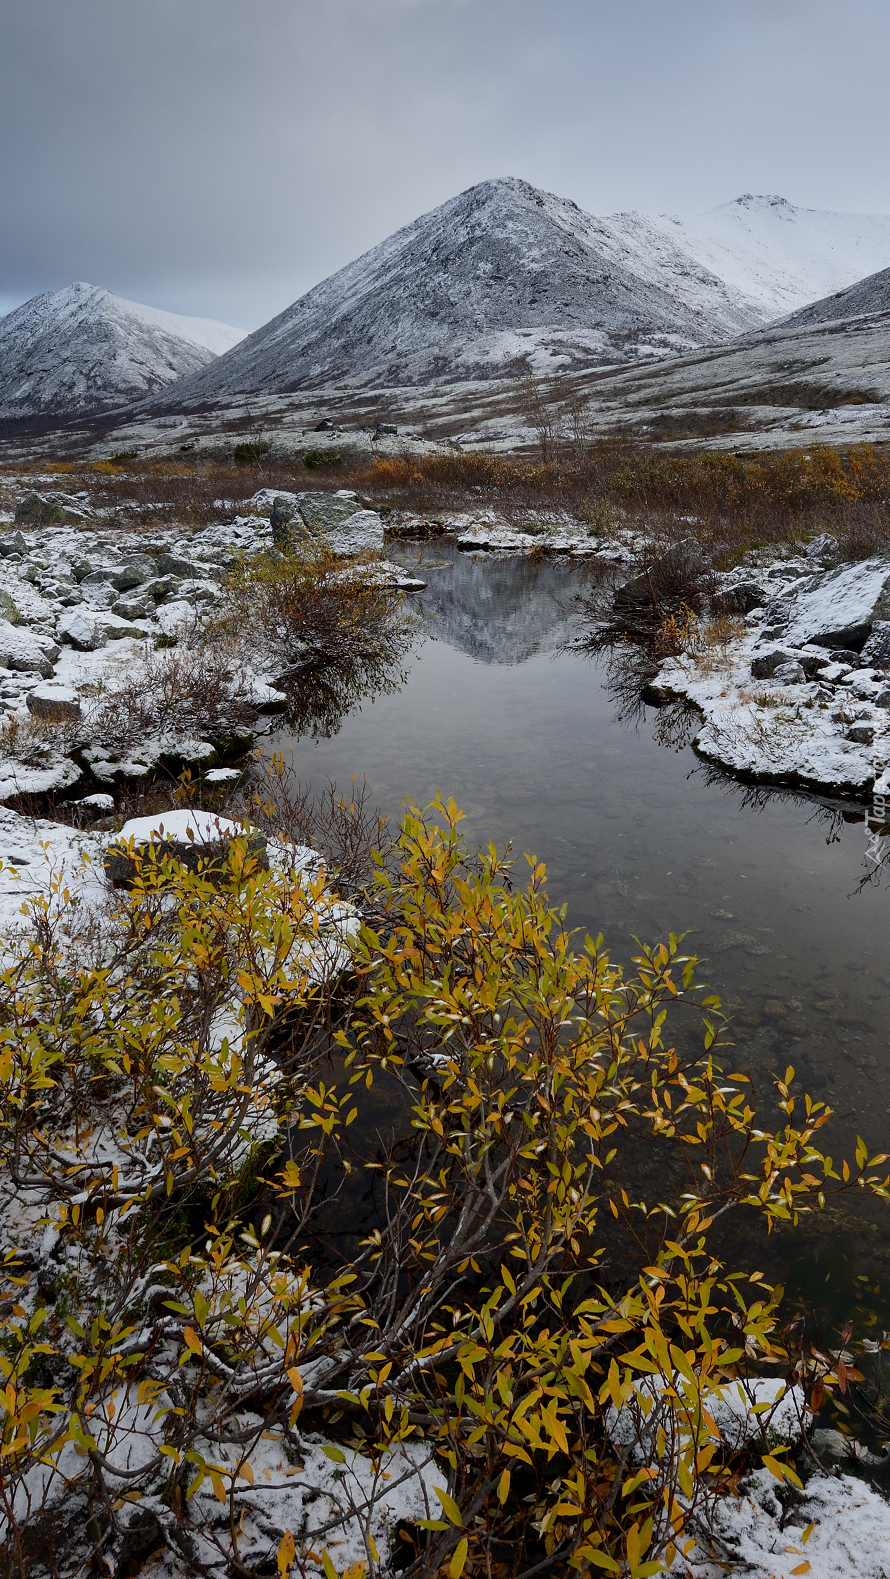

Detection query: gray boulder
(861, 621), (890, 668)
(0, 619), (58, 677)
(772, 661), (806, 684)
(805, 533), (839, 561)
(155, 552), (196, 578)
(714, 581), (767, 614)
(0, 531), (27, 557)
(751, 647), (800, 679)
(0, 589), (22, 625)
(776, 555), (890, 650)
(57, 607), (109, 651)
(614, 539), (707, 606)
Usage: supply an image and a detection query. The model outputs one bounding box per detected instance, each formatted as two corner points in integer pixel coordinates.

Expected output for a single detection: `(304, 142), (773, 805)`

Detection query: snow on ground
(647, 554), (890, 796)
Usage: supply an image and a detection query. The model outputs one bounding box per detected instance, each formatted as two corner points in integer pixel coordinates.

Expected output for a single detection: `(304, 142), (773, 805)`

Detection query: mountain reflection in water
(269, 540), (890, 1328)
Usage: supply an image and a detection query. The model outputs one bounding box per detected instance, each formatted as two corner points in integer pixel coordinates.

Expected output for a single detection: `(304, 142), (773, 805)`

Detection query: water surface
(271, 543), (890, 1324)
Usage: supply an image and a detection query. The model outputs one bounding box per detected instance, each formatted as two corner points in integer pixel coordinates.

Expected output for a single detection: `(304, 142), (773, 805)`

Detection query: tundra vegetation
(2, 798), (889, 1579)
(15, 439), (890, 564)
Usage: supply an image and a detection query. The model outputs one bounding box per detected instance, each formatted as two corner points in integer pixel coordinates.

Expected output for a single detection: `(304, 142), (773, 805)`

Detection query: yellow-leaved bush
(0, 804), (887, 1579)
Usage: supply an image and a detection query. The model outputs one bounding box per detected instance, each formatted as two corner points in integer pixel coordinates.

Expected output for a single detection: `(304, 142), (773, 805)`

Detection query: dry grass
(9, 439), (889, 558)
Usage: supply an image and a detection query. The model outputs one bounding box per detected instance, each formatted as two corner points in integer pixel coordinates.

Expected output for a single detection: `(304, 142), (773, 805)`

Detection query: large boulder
(770, 555), (890, 650)
(614, 539), (707, 606)
(252, 489), (384, 556)
(104, 809), (268, 887)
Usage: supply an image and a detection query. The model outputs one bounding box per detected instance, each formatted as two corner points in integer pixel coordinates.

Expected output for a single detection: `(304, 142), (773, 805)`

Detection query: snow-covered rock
(25, 682), (81, 722)
(768, 555), (890, 649)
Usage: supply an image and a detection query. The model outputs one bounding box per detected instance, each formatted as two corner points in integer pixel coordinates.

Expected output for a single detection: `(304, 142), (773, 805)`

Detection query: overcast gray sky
(2, 0), (890, 329)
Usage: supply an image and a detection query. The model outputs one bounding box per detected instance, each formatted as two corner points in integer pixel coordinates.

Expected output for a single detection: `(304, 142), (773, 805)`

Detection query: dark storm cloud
(2, 0), (890, 327)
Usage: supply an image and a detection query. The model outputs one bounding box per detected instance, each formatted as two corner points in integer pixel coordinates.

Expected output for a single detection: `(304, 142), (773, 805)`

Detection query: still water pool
(271, 542), (890, 1325)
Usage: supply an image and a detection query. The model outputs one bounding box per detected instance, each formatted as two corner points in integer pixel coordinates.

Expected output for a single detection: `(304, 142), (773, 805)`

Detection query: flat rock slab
(26, 683), (81, 722)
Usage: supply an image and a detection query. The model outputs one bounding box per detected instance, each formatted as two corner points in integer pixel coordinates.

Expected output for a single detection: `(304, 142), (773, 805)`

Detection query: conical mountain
(0, 282), (244, 422)
(152, 177), (766, 404)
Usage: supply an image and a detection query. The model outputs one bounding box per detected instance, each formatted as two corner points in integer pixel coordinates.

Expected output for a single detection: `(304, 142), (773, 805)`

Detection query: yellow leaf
(435, 1487), (463, 1527)
(277, 1530), (295, 1576)
(498, 1469), (511, 1504)
(183, 1326), (202, 1354)
(791, 1565), (811, 1575)
(238, 1461), (254, 1484)
(801, 1522), (816, 1544)
(322, 1553), (338, 1579)
(450, 1537), (468, 1577)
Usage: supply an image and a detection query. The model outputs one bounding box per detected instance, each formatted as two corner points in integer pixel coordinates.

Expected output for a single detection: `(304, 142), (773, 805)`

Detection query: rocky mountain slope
(146, 178), (767, 404)
(0, 283), (244, 422)
(775, 264), (890, 330)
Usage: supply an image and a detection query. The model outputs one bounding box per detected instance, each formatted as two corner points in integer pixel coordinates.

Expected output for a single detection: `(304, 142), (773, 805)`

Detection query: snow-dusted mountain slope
(152, 178), (765, 403)
(0, 283), (245, 421)
(113, 299), (244, 356)
(656, 194), (890, 321)
(775, 264), (890, 329)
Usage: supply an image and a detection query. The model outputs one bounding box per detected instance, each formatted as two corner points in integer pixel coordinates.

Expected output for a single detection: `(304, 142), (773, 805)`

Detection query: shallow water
(271, 542), (890, 1325)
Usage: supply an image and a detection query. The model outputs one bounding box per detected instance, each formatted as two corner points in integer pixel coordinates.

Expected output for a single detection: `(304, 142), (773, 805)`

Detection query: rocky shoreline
(644, 541), (890, 800)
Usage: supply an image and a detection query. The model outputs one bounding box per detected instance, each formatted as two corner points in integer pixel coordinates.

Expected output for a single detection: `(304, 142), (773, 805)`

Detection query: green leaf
(321, 1445), (346, 1463)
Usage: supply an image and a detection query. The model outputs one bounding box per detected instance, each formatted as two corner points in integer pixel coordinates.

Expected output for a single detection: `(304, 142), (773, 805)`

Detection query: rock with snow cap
(26, 683), (81, 722)
(104, 809), (268, 887)
(0, 620), (58, 677)
(776, 554), (890, 649)
(56, 607), (109, 651)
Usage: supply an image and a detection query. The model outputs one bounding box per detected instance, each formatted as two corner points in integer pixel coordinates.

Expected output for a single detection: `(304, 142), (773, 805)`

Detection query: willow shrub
(1, 805), (888, 1579)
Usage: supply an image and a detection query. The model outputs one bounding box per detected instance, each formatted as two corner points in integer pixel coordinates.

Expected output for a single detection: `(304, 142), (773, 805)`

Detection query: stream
(271, 541), (890, 1332)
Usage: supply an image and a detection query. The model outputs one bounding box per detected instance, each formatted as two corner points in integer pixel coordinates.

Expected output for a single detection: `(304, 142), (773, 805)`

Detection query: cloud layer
(2, 0), (890, 327)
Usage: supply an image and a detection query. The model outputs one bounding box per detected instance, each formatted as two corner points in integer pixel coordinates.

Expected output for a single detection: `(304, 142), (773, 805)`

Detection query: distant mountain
(655, 193), (890, 320)
(774, 264), (890, 329)
(0, 283), (245, 421)
(150, 178), (766, 404)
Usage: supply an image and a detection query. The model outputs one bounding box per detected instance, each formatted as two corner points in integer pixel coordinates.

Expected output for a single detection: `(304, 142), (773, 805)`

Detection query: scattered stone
(57, 608), (109, 651)
(374, 423), (398, 436)
(0, 531), (27, 557)
(750, 648), (799, 679)
(847, 723), (876, 744)
(714, 581), (766, 614)
(155, 552), (196, 578)
(805, 532), (839, 561)
(772, 661), (806, 684)
(861, 620), (890, 668)
(112, 594), (155, 620)
(26, 683), (81, 722)
(75, 792), (115, 811)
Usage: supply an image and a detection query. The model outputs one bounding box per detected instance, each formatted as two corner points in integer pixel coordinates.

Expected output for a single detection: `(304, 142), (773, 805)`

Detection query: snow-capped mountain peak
(0, 283), (245, 422)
